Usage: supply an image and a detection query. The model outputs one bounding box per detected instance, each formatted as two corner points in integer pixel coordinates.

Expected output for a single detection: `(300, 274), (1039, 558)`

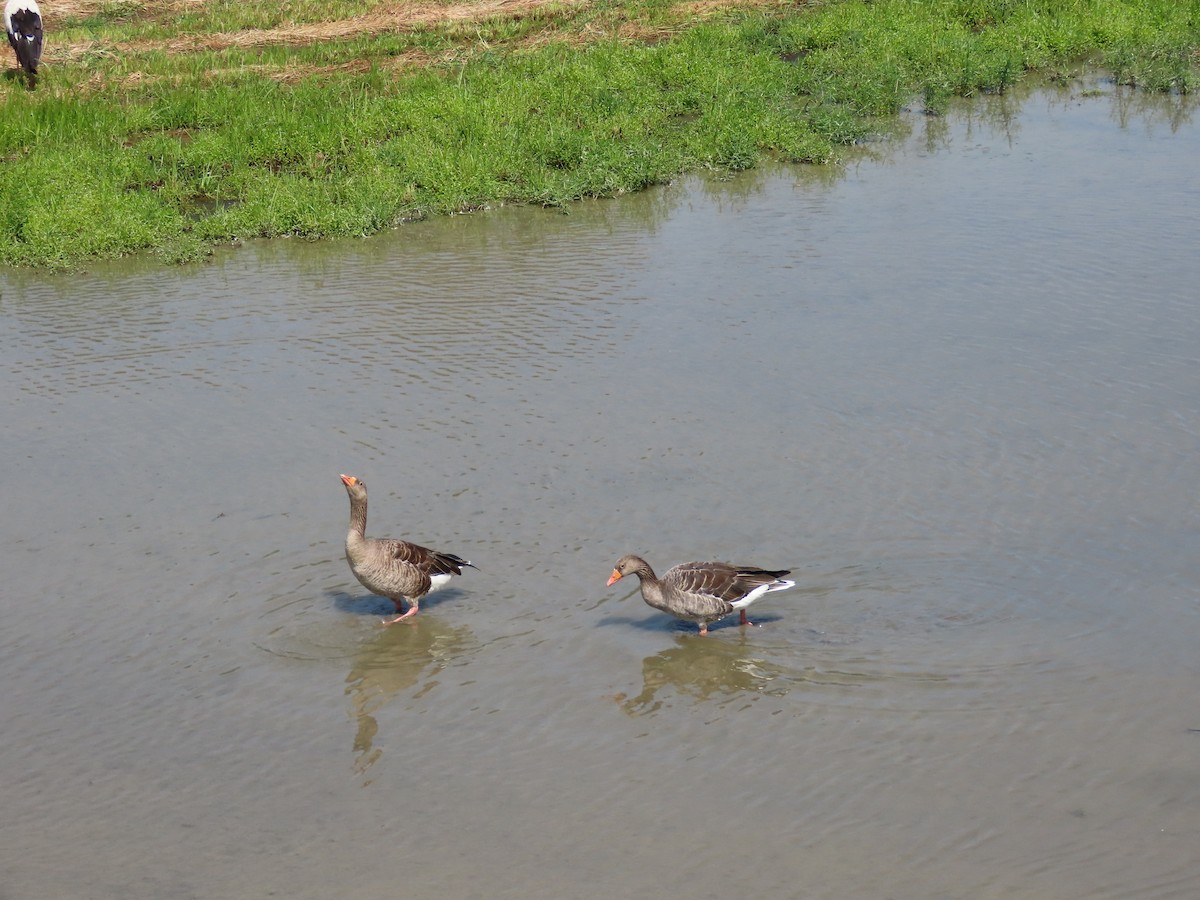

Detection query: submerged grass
(1, 0), (1197, 268)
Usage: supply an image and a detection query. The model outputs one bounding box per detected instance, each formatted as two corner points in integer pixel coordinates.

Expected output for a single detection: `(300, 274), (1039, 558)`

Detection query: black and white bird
(5, 0), (43, 76)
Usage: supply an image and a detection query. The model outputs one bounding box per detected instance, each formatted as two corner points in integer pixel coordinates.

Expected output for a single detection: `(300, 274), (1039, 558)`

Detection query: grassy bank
(1, 0), (1196, 269)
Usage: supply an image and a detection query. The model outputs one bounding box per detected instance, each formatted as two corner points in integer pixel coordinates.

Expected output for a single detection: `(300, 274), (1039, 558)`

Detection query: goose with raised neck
(340, 474), (475, 624)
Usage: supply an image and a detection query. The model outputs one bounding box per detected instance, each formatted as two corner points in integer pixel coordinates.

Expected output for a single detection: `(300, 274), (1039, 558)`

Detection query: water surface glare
(2, 78), (1199, 898)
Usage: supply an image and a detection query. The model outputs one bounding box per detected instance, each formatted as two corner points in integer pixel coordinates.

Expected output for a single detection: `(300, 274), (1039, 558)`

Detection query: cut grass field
(1, 0), (1197, 269)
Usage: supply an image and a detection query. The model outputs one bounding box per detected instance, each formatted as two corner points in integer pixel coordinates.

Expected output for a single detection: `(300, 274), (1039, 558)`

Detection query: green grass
(1, 0), (1197, 268)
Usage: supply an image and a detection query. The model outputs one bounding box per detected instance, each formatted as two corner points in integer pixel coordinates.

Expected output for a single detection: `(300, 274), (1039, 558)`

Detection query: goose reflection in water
(344, 615), (475, 777)
(618, 636), (799, 716)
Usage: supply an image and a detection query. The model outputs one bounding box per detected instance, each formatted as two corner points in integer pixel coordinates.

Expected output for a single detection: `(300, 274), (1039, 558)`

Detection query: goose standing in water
(340, 474), (475, 624)
(607, 555), (794, 635)
(5, 0), (42, 76)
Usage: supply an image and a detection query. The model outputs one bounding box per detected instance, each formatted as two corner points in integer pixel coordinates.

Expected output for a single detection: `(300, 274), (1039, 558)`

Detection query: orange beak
(606, 569), (623, 587)
(340, 474), (357, 486)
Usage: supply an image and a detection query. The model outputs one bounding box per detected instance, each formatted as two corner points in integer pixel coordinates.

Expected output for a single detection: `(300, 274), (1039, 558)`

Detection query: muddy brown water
(2, 76), (1198, 898)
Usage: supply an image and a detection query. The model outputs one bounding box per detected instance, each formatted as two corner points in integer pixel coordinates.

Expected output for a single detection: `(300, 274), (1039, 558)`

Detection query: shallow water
(2, 76), (1198, 898)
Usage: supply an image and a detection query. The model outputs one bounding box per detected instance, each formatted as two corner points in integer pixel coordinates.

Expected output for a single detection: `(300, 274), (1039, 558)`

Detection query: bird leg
(381, 600), (419, 626)
(698, 623), (709, 636)
(739, 610), (753, 627)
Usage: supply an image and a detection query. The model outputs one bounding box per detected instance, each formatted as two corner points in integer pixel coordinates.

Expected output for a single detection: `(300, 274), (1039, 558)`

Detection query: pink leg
(381, 601), (419, 625)
(739, 610), (753, 627)
(698, 623), (709, 636)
